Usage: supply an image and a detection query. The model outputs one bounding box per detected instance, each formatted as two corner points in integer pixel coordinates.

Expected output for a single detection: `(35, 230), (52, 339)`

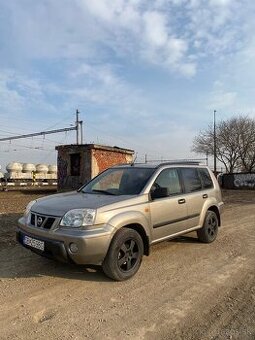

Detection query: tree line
(192, 116), (255, 173)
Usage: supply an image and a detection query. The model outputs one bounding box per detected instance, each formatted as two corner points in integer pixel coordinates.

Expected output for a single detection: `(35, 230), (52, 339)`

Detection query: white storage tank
(0, 172), (4, 179)
(6, 162), (23, 173)
(48, 165), (57, 174)
(47, 164), (58, 180)
(36, 164), (49, 180)
(36, 164), (49, 174)
(6, 162), (23, 180)
(22, 163), (36, 173)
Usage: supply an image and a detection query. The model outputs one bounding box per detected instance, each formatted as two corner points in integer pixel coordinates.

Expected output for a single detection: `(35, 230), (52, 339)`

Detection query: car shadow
(168, 233), (199, 244)
(0, 213), (112, 282)
(0, 249), (113, 282)
(1, 212), (199, 282)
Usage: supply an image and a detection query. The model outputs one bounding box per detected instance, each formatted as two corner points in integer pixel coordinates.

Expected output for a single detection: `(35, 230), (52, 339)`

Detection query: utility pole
(213, 110), (217, 175)
(75, 109), (84, 144)
(76, 109), (80, 145)
(80, 120), (83, 144)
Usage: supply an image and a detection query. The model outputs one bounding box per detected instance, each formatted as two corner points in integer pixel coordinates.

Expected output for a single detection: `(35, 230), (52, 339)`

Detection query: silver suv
(17, 162), (224, 281)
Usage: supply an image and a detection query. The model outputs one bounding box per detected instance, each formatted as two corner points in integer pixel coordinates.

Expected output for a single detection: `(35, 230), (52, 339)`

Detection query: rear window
(180, 168), (202, 193)
(198, 168), (213, 189)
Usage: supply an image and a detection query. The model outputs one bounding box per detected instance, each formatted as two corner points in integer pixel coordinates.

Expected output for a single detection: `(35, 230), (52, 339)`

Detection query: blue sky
(0, 0), (255, 171)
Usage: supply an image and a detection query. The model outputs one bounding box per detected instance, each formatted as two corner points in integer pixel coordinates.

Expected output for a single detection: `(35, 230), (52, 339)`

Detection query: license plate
(23, 235), (45, 251)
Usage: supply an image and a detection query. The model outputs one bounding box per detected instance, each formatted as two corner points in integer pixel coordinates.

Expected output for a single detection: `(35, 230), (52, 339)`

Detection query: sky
(0, 0), (255, 172)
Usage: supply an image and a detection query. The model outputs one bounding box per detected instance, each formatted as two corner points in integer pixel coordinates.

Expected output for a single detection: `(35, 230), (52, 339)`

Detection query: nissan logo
(37, 217), (43, 226)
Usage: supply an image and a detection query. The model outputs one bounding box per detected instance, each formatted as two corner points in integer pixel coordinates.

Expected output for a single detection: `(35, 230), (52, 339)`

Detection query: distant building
(55, 144), (134, 191)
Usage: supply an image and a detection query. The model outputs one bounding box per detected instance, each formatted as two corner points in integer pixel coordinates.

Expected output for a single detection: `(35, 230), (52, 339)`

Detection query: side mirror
(151, 187), (169, 200)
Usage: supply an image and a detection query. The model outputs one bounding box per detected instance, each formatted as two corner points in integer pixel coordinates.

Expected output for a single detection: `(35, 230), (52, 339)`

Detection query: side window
(181, 168), (202, 193)
(198, 168), (213, 189)
(152, 168), (182, 196)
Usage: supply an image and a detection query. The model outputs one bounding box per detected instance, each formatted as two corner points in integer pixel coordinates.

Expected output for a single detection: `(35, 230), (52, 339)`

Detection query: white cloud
(143, 11), (168, 47)
(209, 0), (231, 7)
(0, 70), (59, 129)
(78, 0), (195, 75)
(207, 81), (237, 110)
(2, 0), (251, 77)
(177, 62), (197, 77)
(71, 64), (120, 86)
(0, 71), (26, 116)
(166, 38), (188, 64)
(1, 0), (255, 169)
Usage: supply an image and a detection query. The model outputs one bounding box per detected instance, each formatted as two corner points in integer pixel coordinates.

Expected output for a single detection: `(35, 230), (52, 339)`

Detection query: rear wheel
(197, 211), (218, 243)
(102, 228), (144, 281)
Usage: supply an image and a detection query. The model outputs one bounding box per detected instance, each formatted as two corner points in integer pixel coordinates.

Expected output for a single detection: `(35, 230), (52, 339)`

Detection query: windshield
(81, 167), (155, 195)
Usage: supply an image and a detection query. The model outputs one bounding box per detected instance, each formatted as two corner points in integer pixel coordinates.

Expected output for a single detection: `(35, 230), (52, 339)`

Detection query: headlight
(24, 200), (36, 217)
(60, 209), (96, 228)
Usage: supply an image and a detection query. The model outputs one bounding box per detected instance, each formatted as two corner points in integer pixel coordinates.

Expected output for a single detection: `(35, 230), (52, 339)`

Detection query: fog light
(69, 242), (78, 253)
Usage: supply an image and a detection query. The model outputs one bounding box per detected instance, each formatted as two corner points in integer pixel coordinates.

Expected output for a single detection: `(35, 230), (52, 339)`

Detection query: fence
(221, 173), (255, 190)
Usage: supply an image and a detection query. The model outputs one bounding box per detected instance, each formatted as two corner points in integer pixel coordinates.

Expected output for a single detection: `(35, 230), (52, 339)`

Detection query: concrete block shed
(55, 144), (134, 191)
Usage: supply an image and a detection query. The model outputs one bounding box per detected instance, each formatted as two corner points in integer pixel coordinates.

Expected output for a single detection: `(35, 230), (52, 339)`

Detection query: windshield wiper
(91, 189), (116, 195)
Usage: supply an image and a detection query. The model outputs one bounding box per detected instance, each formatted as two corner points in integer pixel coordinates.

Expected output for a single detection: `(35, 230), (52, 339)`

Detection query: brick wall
(91, 149), (133, 178)
(56, 144), (134, 191)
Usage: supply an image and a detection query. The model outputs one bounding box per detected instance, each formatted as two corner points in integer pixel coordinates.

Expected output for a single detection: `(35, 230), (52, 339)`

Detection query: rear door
(179, 167), (206, 228)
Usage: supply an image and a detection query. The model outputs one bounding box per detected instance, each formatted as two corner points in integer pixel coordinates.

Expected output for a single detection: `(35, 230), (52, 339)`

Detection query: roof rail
(112, 159), (205, 168)
(155, 161), (200, 167)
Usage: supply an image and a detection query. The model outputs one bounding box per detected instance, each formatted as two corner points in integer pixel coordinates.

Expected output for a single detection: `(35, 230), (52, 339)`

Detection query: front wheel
(102, 228), (144, 281)
(197, 211), (219, 243)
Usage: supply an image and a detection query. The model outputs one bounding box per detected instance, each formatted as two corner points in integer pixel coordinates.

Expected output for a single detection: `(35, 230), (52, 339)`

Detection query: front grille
(30, 213), (56, 230)
(31, 213), (35, 226)
(44, 217), (55, 229)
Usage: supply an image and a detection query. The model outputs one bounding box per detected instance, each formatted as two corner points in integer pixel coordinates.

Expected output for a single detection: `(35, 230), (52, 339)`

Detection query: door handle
(202, 194), (208, 199)
(178, 198), (186, 204)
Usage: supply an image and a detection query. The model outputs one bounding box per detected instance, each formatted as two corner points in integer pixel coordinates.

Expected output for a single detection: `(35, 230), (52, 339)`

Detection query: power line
(0, 141), (54, 151)
(44, 113), (75, 130)
(0, 126), (77, 142)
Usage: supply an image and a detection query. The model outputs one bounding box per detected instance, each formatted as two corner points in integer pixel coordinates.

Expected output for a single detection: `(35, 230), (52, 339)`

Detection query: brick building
(55, 144), (134, 191)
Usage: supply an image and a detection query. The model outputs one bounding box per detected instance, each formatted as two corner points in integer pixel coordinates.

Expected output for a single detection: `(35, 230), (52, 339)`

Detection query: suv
(17, 162), (223, 281)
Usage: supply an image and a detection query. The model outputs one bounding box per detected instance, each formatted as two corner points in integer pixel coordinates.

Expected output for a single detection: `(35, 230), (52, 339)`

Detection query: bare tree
(236, 117), (255, 172)
(192, 116), (255, 173)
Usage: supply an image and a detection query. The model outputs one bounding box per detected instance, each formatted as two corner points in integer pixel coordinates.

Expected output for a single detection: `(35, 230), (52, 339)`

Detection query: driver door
(149, 168), (188, 242)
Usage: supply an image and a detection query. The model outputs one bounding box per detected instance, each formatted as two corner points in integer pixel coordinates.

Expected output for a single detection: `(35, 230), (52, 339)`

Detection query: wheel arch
(207, 205), (221, 226)
(122, 223), (150, 256)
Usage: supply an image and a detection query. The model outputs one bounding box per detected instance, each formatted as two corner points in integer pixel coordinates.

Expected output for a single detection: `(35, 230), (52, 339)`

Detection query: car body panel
(149, 195), (188, 240)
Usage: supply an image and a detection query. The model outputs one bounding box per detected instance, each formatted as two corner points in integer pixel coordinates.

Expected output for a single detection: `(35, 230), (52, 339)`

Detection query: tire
(197, 210), (219, 243)
(102, 228), (144, 281)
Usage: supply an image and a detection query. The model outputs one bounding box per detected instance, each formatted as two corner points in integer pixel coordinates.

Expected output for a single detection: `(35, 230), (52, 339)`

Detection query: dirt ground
(0, 189), (254, 340)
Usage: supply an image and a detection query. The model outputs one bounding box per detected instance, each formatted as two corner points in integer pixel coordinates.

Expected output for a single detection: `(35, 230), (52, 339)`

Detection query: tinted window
(181, 168), (202, 193)
(199, 168), (213, 189)
(152, 168), (182, 196)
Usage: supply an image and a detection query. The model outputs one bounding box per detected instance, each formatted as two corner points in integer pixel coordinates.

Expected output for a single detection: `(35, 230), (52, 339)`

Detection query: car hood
(31, 191), (134, 217)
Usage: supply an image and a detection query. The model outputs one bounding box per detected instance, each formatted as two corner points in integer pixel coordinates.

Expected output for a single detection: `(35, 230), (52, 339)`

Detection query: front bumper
(16, 230), (72, 263)
(17, 217), (115, 265)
